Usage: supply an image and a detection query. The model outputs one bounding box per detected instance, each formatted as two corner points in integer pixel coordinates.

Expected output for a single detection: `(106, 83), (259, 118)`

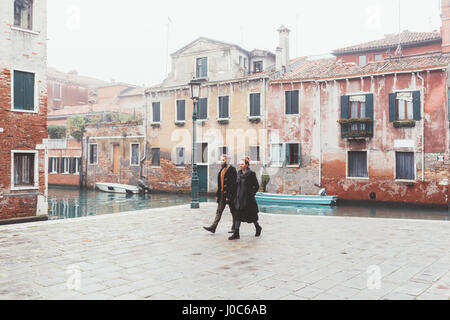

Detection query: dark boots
(203, 226), (216, 234)
(228, 228), (240, 240)
(255, 223), (262, 237)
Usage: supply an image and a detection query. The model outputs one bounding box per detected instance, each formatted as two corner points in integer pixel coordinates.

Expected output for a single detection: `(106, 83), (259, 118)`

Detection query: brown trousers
(210, 194), (236, 230)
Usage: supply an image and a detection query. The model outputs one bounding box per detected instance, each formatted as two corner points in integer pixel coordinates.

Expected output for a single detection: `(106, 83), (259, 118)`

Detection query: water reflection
(259, 203), (450, 221)
(48, 187), (214, 220)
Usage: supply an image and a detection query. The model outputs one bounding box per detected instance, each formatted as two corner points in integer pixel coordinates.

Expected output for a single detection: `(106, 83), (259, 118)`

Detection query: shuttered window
(151, 148), (160, 166)
(249, 93), (261, 117)
(176, 100), (185, 121)
(396, 152), (415, 180)
(14, 70), (35, 111)
(49, 157), (59, 174)
(89, 144), (98, 165)
(69, 157), (81, 174)
(285, 90), (299, 115)
(218, 96), (229, 119)
(196, 57), (207, 78)
(348, 151), (368, 178)
(152, 102), (161, 123)
(286, 143), (301, 166)
(14, 153), (35, 186)
(198, 98), (208, 120)
(389, 91), (421, 122)
(176, 147), (185, 166)
(61, 157), (70, 174)
(131, 144), (140, 165)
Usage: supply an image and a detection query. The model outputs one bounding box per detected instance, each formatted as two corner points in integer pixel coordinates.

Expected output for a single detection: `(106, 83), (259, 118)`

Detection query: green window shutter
(24, 72), (34, 110)
(389, 93), (396, 122)
(285, 143), (290, 166)
(298, 143), (302, 166)
(285, 91), (291, 114)
(340, 95), (349, 119)
(365, 94), (374, 120)
(255, 93), (260, 116)
(413, 90), (421, 121)
(250, 94), (255, 116)
(14, 71), (24, 110)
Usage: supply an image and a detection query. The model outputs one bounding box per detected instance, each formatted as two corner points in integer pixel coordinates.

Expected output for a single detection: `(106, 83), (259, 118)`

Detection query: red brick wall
(0, 68), (48, 219)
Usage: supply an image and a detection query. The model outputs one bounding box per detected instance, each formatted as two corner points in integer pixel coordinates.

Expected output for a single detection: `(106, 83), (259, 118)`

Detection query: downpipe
(417, 72), (425, 182)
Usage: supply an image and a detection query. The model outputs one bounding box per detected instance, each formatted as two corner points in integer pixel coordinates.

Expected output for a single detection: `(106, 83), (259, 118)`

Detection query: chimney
(275, 47), (282, 72)
(441, 0), (450, 53)
(277, 25), (291, 73)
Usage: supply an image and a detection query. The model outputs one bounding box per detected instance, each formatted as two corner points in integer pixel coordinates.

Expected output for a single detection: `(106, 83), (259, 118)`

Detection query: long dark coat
(215, 165), (237, 203)
(234, 169), (259, 223)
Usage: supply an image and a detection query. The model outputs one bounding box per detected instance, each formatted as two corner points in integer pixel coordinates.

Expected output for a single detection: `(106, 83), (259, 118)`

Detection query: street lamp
(189, 78), (204, 209)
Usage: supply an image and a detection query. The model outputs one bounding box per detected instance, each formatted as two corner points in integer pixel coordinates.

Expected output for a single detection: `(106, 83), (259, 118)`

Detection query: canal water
(48, 187), (449, 221)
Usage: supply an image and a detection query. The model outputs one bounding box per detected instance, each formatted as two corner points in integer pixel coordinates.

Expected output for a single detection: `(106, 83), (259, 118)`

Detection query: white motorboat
(95, 182), (139, 194)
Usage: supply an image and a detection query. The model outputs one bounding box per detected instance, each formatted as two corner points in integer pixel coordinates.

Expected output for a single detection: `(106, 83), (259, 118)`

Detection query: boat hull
(255, 192), (338, 206)
(95, 183), (139, 194)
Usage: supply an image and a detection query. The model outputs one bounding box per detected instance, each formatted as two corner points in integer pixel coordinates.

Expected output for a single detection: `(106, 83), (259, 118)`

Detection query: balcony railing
(339, 118), (373, 139)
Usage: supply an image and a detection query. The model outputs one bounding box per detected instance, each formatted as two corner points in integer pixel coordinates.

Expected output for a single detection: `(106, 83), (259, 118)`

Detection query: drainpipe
(263, 77), (267, 168)
(417, 72), (425, 182)
(139, 87), (148, 179)
(315, 81), (322, 188)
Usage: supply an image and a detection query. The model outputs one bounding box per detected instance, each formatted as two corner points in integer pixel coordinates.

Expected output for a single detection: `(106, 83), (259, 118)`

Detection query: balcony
(339, 118), (373, 140)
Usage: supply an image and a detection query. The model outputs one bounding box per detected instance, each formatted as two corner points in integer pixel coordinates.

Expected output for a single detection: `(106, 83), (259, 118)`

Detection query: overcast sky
(47, 0), (442, 87)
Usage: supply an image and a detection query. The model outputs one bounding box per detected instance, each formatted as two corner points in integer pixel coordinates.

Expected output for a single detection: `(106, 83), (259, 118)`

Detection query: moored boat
(255, 192), (338, 206)
(95, 182), (139, 194)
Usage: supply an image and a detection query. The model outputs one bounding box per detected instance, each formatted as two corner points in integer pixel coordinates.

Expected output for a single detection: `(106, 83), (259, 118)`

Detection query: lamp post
(189, 79), (204, 209)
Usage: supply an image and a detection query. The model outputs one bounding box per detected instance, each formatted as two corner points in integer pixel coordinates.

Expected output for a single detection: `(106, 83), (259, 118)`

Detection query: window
(196, 57), (207, 78)
(358, 55), (367, 66)
(198, 98), (208, 120)
(49, 157), (59, 174)
(396, 152), (415, 180)
(13, 70), (35, 111)
(14, 0), (33, 30)
(249, 93), (261, 117)
(131, 143), (140, 165)
(349, 96), (367, 131)
(285, 90), (299, 115)
(151, 148), (160, 166)
(375, 54), (382, 61)
(249, 146), (260, 162)
(253, 61), (263, 73)
(71, 158), (81, 174)
(218, 96), (229, 119)
(53, 83), (61, 100)
(61, 157), (70, 174)
(175, 147), (185, 166)
(176, 100), (186, 122)
(196, 143), (208, 163)
(286, 143), (301, 166)
(13, 152), (35, 187)
(270, 144), (283, 166)
(218, 146), (228, 162)
(152, 102), (161, 123)
(389, 91), (420, 122)
(348, 151), (368, 178)
(89, 144), (98, 165)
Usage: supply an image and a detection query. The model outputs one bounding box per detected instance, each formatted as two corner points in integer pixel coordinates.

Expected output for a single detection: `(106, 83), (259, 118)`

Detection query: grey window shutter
(285, 91), (291, 114)
(201, 58), (207, 77)
(292, 91), (299, 114)
(14, 71), (24, 110)
(365, 94), (374, 119)
(340, 95), (349, 119)
(413, 91), (421, 121)
(224, 96), (229, 118)
(298, 143), (302, 166)
(49, 158), (53, 173)
(285, 143), (290, 166)
(24, 72), (34, 110)
(255, 93), (260, 116)
(389, 93), (396, 122)
(250, 94), (255, 116)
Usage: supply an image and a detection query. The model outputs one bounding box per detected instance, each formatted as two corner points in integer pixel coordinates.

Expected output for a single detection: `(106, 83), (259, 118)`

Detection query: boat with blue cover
(255, 192), (338, 206)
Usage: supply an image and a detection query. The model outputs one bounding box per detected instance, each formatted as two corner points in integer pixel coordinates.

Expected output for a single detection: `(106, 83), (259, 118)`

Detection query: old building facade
(0, 0), (48, 220)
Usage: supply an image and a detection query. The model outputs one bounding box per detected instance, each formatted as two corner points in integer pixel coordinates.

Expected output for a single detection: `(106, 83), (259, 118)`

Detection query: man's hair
(221, 154), (231, 162)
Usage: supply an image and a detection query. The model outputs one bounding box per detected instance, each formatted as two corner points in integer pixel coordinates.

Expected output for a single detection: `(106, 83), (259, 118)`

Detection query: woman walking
(229, 157), (262, 240)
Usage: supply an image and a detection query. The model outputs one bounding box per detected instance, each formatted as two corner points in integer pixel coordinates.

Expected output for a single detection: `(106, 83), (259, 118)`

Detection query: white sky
(47, 0), (442, 87)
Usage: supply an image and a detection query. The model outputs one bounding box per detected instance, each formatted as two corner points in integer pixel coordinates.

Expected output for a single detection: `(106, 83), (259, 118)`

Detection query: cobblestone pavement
(0, 203), (449, 300)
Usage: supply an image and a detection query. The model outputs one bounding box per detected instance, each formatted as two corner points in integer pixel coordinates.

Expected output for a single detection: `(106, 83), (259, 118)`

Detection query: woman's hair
(244, 156), (250, 166)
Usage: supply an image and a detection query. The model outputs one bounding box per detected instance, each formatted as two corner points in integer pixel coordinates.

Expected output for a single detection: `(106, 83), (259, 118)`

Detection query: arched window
(14, 0), (33, 30)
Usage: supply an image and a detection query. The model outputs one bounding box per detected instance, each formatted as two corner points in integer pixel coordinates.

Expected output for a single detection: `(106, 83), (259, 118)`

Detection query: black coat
(216, 165), (237, 202)
(234, 169), (259, 223)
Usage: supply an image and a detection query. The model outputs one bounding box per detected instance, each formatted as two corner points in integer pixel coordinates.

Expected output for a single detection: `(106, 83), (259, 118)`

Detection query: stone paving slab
(0, 203), (449, 300)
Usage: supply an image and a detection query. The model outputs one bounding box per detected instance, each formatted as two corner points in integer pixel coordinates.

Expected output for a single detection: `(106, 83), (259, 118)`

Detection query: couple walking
(203, 155), (262, 240)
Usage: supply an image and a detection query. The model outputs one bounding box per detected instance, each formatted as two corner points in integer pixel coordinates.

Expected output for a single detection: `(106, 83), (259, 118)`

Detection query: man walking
(203, 154), (237, 234)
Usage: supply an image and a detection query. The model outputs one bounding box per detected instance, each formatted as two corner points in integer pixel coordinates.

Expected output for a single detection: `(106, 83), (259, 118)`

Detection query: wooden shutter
(292, 91), (299, 114)
(298, 143), (302, 166)
(49, 157), (53, 173)
(413, 90), (421, 121)
(285, 91), (291, 114)
(177, 100), (185, 121)
(365, 94), (374, 119)
(201, 57), (207, 77)
(69, 158), (74, 174)
(14, 71), (24, 110)
(57, 158), (61, 173)
(24, 72), (34, 110)
(253, 93), (261, 116)
(153, 102), (160, 122)
(285, 143), (290, 166)
(340, 95), (349, 119)
(389, 93), (396, 122)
